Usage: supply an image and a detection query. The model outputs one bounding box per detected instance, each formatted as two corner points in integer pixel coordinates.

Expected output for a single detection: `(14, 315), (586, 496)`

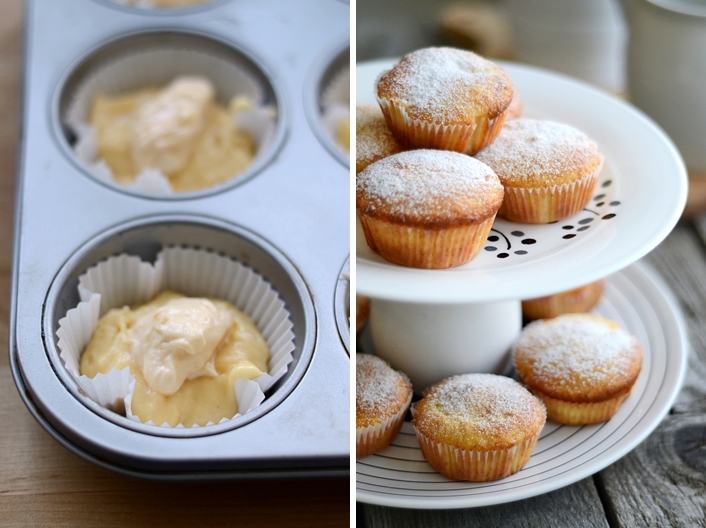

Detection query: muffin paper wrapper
(413, 426), (542, 481)
(522, 279), (606, 320)
(64, 44), (276, 194)
(357, 212), (496, 269)
(56, 247), (295, 428)
(377, 96), (507, 155)
(356, 391), (412, 459)
(538, 390), (631, 425)
(499, 162), (603, 223)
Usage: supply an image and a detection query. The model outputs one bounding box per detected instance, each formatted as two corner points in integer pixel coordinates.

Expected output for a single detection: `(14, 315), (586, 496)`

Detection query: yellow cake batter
(336, 114), (350, 153)
(80, 290), (269, 427)
(90, 76), (255, 193)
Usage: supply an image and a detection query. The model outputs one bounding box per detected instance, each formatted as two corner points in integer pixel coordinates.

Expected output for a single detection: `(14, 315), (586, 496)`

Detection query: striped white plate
(356, 260), (688, 508)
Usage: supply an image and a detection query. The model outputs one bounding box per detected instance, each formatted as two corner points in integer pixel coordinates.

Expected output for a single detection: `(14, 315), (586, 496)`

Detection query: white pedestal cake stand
(355, 59), (689, 508)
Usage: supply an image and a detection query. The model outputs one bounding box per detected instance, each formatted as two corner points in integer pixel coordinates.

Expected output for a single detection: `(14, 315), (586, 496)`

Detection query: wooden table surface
(357, 1), (706, 526)
(0, 2), (350, 526)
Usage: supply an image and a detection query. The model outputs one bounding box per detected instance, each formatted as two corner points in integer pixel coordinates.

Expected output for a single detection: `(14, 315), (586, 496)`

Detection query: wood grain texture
(363, 477), (608, 528)
(583, 225), (706, 528)
(644, 225), (706, 414)
(0, 0), (21, 368)
(596, 413), (706, 528)
(3, 334), (346, 527)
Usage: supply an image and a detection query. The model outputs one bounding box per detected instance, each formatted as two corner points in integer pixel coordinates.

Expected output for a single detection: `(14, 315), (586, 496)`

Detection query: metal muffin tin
(10, 0), (350, 477)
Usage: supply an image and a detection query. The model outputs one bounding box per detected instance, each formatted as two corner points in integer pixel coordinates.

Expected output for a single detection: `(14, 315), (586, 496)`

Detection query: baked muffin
(412, 373), (546, 481)
(522, 279), (606, 321)
(356, 149), (504, 269)
(506, 89), (523, 120)
(356, 104), (403, 174)
(356, 294), (371, 341)
(375, 47), (513, 154)
(356, 354), (413, 459)
(475, 119), (603, 223)
(513, 313), (642, 425)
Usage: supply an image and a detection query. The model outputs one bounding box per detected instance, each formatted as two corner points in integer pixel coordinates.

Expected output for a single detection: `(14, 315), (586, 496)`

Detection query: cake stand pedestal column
(369, 298), (522, 393)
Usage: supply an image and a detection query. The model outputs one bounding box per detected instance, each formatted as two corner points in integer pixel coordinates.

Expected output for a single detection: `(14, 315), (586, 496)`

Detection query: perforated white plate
(356, 60), (687, 303)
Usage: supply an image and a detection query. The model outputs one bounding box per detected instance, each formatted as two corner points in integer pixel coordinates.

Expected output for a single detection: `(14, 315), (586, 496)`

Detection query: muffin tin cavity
(43, 215), (315, 438)
(305, 43), (349, 168)
(54, 30), (285, 199)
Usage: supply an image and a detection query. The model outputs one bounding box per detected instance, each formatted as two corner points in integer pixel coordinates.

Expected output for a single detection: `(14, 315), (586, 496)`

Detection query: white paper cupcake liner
(56, 247), (295, 428)
(64, 42), (277, 194)
(377, 96), (507, 155)
(499, 161), (603, 223)
(356, 390), (412, 458)
(413, 427), (541, 481)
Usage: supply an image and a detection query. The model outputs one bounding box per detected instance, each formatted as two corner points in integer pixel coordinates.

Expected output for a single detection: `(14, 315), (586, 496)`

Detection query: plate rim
(355, 259), (689, 509)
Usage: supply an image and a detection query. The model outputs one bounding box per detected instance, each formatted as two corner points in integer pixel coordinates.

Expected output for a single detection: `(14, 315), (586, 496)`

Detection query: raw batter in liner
(90, 76), (255, 193)
(80, 290), (269, 427)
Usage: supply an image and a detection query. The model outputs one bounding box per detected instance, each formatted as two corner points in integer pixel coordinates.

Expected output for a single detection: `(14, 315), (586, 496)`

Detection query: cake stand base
(369, 298), (522, 393)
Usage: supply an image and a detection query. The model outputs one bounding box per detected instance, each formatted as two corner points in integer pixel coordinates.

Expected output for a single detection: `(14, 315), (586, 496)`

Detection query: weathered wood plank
(0, 362), (350, 527)
(595, 225), (706, 527)
(361, 478), (608, 528)
(596, 413), (706, 527)
(643, 225), (706, 413)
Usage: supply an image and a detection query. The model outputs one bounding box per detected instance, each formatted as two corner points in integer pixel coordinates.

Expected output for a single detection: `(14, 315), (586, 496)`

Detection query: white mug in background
(503, 0), (627, 94)
(621, 0), (706, 175)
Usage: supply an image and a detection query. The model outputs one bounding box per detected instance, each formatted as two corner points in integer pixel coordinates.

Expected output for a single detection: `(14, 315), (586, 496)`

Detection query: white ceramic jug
(620, 0), (706, 175)
(504, 0), (627, 93)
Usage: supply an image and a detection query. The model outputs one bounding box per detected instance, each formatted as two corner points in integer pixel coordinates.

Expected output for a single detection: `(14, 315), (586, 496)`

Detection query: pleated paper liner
(356, 390), (412, 459)
(357, 213), (497, 269)
(62, 35), (277, 194)
(499, 163), (603, 223)
(56, 246), (295, 428)
(413, 427), (542, 481)
(376, 96), (507, 155)
(534, 389), (633, 425)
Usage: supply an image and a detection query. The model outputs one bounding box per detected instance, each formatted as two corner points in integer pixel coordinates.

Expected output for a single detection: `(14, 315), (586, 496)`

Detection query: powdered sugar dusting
(356, 150), (502, 220)
(514, 314), (640, 390)
(356, 354), (411, 415)
(356, 104), (402, 171)
(376, 47), (512, 122)
(427, 374), (540, 428)
(475, 119), (601, 183)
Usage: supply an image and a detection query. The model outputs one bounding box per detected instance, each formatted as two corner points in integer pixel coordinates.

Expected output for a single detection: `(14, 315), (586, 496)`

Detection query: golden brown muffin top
(412, 374), (546, 451)
(356, 150), (504, 227)
(356, 104), (404, 174)
(375, 47), (513, 125)
(475, 119), (603, 189)
(513, 313), (643, 403)
(356, 354), (413, 429)
(355, 294), (371, 337)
